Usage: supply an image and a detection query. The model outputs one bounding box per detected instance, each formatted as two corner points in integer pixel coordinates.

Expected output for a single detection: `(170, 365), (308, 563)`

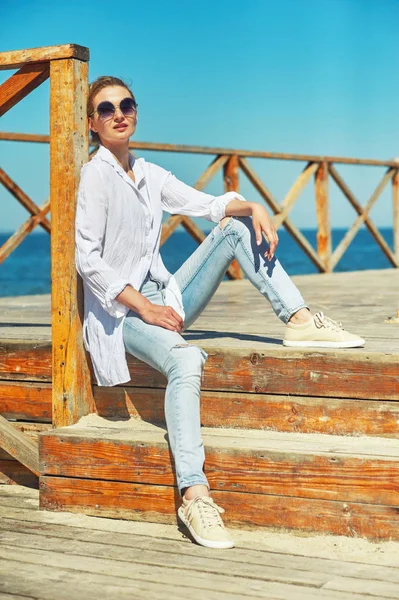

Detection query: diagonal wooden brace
(0, 414), (39, 476)
(0, 62), (50, 117)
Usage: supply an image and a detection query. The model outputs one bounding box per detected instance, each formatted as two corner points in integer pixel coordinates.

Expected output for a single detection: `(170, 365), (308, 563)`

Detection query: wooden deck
(1, 269), (399, 541)
(2, 485), (399, 600)
(1, 268), (398, 352)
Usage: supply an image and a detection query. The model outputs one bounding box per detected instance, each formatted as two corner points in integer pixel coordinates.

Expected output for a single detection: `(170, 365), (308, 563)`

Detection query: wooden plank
(0, 132), (50, 143)
(49, 58), (94, 427)
(238, 157), (325, 271)
(329, 165), (398, 268)
(324, 576), (399, 598)
(123, 348), (399, 401)
(195, 154), (229, 189)
(273, 162), (320, 229)
(0, 167), (51, 232)
(39, 425), (399, 505)
(0, 339), (397, 401)
(0, 415), (39, 475)
(0, 198), (51, 264)
(0, 559), (196, 600)
(3, 516), (399, 585)
(223, 155), (244, 279)
(1, 130), (399, 167)
(331, 168), (395, 270)
(0, 529), (330, 588)
(93, 386), (399, 437)
(0, 44), (89, 70)
(315, 162), (332, 272)
(0, 341), (52, 382)
(0, 381), (52, 422)
(39, 476), (399, 540)
(0, 460), (38, 487)
(224, 155), (240, 193)
(0, 63), (50, 117)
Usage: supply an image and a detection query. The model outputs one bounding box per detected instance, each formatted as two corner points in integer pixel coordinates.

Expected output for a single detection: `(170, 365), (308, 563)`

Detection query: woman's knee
(163, 344), (207, 378)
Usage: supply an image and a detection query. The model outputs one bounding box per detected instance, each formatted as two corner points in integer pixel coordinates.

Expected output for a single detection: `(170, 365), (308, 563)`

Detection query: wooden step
(2, 340), (398, 402)
(39, 418), (399, 540)
(2, 380), (399, 436)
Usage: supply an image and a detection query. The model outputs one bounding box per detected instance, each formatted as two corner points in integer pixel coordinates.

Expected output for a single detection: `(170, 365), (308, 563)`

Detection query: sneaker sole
(283, 338), (365, 349)
(177, 507), (235, 549)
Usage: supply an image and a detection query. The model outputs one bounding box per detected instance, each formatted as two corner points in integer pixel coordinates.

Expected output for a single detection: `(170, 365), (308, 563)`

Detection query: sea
(0, 228), (394, 298)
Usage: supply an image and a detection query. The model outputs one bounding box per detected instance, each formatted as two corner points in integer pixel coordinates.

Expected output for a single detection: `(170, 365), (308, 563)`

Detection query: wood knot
(250, 353), (260, 365)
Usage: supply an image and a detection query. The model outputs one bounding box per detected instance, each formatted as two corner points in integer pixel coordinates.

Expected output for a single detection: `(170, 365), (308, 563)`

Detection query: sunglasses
(92, 97), (138, 120)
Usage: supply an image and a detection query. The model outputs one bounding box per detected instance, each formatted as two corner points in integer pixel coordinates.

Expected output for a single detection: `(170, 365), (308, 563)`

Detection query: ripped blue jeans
(122, 216), (306, 494)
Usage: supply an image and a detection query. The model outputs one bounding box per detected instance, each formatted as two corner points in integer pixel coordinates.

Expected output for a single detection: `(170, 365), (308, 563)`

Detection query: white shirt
(75, 144), (246, 386)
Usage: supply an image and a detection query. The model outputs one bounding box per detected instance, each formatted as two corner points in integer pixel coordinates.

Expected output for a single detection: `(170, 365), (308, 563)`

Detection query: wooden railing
(1, 43), (398, 479)
(0, 45), (93, 452)
(1, 132), (399, 276)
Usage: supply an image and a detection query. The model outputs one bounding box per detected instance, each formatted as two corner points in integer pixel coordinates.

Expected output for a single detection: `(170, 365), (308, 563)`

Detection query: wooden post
(393, 169), (399, 262)
(315, 162), (332, 272)
(223, 155), (243, 279)
(50, 57), (94, 428)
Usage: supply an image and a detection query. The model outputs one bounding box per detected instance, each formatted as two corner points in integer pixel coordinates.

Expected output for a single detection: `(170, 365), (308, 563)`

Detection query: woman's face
(89, 85), (137, 146)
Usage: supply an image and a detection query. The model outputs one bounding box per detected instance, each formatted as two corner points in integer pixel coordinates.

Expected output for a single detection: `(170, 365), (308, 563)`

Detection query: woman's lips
(114, 124), (127, 130)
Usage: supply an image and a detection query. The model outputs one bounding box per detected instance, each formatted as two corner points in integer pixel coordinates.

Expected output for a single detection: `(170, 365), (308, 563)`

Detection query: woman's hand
(139, 303), (184, 333)
(251, 204), (279, 261)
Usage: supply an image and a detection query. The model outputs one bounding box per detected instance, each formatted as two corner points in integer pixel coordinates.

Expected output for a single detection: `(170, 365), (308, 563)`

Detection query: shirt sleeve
(160, 171), (247, 223)
(75, 163), (129, 318)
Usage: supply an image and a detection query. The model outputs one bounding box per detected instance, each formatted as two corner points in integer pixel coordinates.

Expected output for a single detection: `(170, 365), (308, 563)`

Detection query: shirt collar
(96, 144), (145, 187)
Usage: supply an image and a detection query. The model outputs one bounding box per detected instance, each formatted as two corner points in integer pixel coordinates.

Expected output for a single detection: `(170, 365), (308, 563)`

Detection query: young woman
(75, 76), (365, 550)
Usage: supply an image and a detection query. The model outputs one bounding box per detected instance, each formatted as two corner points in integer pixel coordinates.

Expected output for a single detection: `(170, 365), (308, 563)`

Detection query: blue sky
(1, 0), (398, 233)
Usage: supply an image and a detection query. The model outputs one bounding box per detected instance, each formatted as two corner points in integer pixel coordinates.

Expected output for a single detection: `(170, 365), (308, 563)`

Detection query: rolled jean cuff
(282, 302), (309, 324)
(179, 476), (209, 496)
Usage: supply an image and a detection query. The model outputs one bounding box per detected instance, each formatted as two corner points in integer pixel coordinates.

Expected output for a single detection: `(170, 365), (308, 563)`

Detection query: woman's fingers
(254, 220), (263, 246)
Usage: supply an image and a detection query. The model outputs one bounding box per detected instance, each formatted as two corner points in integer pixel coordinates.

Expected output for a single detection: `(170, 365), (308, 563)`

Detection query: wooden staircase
(38, 341), (399, 541)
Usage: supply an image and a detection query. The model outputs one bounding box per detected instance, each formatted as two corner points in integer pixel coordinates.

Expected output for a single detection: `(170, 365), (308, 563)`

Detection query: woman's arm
(115, 285), (183, 333)
(158, 167), (278, 260)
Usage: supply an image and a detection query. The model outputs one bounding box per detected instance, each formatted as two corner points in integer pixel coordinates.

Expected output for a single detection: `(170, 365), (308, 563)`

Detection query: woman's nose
(114, 107), (124, 120)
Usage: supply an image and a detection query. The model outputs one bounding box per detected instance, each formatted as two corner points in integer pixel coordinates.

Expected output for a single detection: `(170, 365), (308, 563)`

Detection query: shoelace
(185, 497), (225, 529)
(314, 311), (344, 332)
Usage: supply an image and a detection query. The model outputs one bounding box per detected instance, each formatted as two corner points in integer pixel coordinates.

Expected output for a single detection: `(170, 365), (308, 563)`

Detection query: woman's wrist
(115, 285), (151, 315)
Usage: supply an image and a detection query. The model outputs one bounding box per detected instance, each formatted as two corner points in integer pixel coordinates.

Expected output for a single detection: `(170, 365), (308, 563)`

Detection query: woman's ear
(88, 116), (97, 133)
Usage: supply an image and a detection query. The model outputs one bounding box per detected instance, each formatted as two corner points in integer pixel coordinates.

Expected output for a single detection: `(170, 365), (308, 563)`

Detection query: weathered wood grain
(0, 44), (89, 70)
(0, 167), (51, 232)
(39, 424), (399, 505)
(39, 476), (399, 540)
(315, 162), (331, 272)
(0, 340), (397, 400)
(0, 197), (51, 264)
(331, 168), (396, 270)
(329, 164), (398, 268)
(273, 162), (319, 229)
(93, 386), (399, 436)
(0, 460), (38, 487)
(49, 58), (94, 427)
(0, 63), (50, 117)
(1, 129), (399, 165)
(0, 381), (51, 422)
(0, 415), (39, 475)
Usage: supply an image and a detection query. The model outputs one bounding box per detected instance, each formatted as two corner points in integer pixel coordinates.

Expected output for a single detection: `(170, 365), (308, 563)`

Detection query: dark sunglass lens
(97, 101), (115, 119)
(120, 97), (137, 116)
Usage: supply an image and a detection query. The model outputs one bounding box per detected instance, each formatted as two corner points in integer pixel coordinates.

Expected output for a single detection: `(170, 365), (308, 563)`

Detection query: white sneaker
(178, 496), (235, 549)
(283, 311), (365, 349)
